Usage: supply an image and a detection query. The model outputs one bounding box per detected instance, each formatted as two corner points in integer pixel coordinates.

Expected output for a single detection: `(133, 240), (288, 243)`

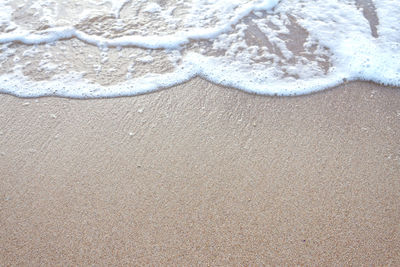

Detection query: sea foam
(0, 0), (399, 97)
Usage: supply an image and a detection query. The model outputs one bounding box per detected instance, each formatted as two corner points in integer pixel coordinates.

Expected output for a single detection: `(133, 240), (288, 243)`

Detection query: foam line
(0, 0), (279, 49)
(0, 0), (398, 98)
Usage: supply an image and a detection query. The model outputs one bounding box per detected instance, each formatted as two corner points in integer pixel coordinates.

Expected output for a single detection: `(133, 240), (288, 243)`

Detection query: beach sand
(0, 79), (399, 265)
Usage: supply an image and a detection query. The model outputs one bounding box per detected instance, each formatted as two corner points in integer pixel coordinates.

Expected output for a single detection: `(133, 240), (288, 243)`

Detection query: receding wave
(0, 0), (399, 97)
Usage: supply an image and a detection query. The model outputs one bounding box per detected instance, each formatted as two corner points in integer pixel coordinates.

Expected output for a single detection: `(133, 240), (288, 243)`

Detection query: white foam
(374, 0), (400, 43)
(143, 3), (162, 13)
(0, 0), (279, 49)
(0, 1), (13, 28)
(0, 0), (399, 98)
(107, 0), (132, 18)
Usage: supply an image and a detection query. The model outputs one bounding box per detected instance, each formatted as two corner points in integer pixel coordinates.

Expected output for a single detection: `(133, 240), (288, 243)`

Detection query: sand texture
(0, 79), (400, 265)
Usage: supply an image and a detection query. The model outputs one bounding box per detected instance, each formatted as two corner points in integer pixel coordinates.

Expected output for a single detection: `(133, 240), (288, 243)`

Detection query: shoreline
(1, 77), (400, 100)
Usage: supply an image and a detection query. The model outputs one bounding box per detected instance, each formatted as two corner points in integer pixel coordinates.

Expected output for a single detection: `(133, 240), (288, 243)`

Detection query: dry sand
(0, 79), (400, 265)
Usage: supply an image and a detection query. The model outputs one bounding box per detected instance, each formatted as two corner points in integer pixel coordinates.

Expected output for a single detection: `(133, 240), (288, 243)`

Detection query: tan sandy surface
(0, 79), (400, 265)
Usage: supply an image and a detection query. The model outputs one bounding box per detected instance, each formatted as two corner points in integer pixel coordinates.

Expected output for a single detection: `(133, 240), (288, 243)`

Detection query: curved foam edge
(0, 0), (279, 49)
(0, 0), (399, 98)
(1, 50), (398, 99)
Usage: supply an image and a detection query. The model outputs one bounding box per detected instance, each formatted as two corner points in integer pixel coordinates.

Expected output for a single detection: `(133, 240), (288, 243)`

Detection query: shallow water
(0, 0), (399, 97)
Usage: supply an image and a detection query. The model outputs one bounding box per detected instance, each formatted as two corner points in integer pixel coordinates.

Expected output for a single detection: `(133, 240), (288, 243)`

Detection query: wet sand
(0, 79), (400, 265)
